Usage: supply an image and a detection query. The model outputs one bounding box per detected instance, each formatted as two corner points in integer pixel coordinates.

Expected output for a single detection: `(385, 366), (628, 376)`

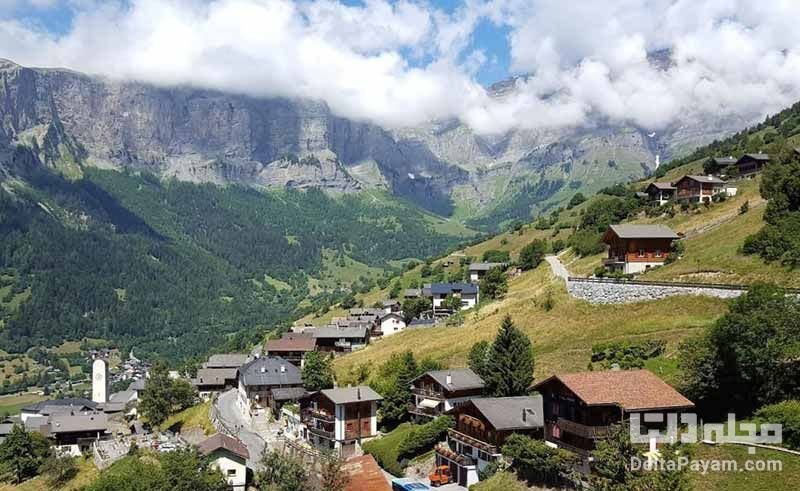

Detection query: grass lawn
(0, 456), (99, 491)
(691, 444), (800, 490)
(335, 264), (726, 385)
(0, 392), (46, 416)
(362, 422), (417, 477)
(161, 400), (214, 435)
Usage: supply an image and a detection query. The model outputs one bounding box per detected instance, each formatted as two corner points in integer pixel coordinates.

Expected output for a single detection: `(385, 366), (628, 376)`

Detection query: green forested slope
(0, 155), (473, 361)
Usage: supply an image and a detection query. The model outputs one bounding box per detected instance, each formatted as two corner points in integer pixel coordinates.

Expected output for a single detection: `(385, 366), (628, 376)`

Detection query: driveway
(215, 389), (267, 468)
(545, 254), (570, 281)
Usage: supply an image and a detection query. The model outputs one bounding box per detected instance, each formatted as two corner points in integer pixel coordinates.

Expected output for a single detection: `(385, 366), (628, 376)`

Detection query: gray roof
(468, 262), (505, 272)
(272, 387), (309, 401)
(740, 153), (770, 161)
(311, 326), (369, 339)
(382, 300), (399, 306)
(194, 368), (238, 386)
(712, 157), (737, 164)
(238, 356), (302, 387)
(404, 289), (422, 297)
(429, 283), (478, 295)
(470, 396), (544, 430)
(48, 412), (108, 434)
(414, 369), (484, 392)
(349, 308), (383, 317)
(22, 398), (97, 414)
(679, 175), (726, 185)
(129, 379), (146, 391)
(206, 353), (250, 368)
(320, 386), (383, 405)
(646, 181), (675, 190)
(607, 224), (679, 240)
(108, 389), (137, 404)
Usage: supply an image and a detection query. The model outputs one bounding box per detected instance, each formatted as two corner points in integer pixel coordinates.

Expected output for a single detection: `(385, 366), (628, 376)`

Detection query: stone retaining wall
(567, 279), (746, 304)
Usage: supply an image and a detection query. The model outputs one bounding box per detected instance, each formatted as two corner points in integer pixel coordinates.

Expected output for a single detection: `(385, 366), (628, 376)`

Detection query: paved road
(545, 254), (570, 281)
(216, 389), (266, 468)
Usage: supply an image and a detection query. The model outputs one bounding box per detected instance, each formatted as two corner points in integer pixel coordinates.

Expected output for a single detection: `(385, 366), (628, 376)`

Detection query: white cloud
(1, 0), (800, 136)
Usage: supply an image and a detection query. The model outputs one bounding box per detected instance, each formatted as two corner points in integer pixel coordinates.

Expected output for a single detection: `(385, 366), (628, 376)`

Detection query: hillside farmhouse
(602, 224), (679, 274)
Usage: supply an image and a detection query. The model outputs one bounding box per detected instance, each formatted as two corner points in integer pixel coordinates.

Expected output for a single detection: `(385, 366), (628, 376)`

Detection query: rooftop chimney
(446, 373), (452, 385)
(280, 365), (286, 373)
(260, 367), (267, 374)
(522, 408), (527, 422)
(357, 387), (361, 400)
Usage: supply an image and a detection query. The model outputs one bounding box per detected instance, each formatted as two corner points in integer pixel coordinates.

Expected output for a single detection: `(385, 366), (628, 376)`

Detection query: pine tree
(484, 316), (534, 397)
(381, 351), (418, 428)
(302, 351), (335, 392)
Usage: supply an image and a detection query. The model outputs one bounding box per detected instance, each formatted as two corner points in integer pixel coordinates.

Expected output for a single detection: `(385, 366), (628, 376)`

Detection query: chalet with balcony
(468, 263), (506, 283)
(734, 153), (769, 176)
(193, 367), (239, 399)
(408, 369), (484, 421)
(436, 396), (544, 487)
(264, 333), (317, 368)
(381, 299), (401, 314)
(300, 386), (382, 458)
(237, 356), (304, 419)
(645, 182), (676, 206)
(601, 224), (679, 275)
(533, 369), (695, 455)
(311, 325), (370, 352)
(205, 353), (250, 369)
(427, 283), (479, 312)
(673, 175), (727, 203)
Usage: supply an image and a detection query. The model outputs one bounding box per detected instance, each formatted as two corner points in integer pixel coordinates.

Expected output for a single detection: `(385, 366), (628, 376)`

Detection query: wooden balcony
(447, 428), (497, 455)
(407, 402), (439, 418)
(557, 418), (611, 439)
(435, 442), (475, 467)
(307, 425), (334, 440)
(411, 387), (445, 399)
(302, 408), (335, 423)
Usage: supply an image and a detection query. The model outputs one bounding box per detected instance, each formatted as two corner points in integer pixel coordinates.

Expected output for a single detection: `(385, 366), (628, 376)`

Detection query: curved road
(216, 389), (266, 468)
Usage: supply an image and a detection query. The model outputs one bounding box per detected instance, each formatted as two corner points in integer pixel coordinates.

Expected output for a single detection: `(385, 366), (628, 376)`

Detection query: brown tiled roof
(265, 333), (317, 352)
(198, 433), (249, 460)
(343, 454), (391, 491)
(534, 369), (694, 411)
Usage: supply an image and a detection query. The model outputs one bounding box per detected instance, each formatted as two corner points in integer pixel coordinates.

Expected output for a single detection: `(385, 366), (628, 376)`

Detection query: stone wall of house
(566, 278), (746, 304)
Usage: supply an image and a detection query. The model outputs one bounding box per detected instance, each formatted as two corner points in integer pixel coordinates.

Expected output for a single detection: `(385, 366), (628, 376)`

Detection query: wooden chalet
(264, 333), (317, 368)
(673, 175), (727, 203)
(300, 386), (382, 458)
(435, 396), (543, 487)
(533, 369), (694, 455)
(734, 153), (769, 176)
(601, 224), (679, 274)
(644, 182), (676, 205)
(408, 369), (484, 420)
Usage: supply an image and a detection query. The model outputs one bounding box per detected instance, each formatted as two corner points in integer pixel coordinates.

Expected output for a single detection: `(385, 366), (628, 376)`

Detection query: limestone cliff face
(0, 58), (744, 218)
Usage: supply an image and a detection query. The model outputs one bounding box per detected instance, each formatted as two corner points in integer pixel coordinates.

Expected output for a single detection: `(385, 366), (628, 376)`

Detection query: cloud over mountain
(2, 0), (800, 135)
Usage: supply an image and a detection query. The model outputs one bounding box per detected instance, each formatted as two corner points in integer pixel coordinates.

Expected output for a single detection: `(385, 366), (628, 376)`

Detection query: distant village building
(198, 433), (249, 491)
(467, 263), (505, 283)
(300, 386), (382, 458)
(381, 299), (400, 314)
(435, 396), (544, 487)
(645, 182), (676, 206)
(16, 398), (110, 455)
(427, 283), (479, 311)
(733, 153), (770, 176)
(533, 369), (694, 454)
(206, 353), (250, 369)
(193, 367), (239, 399)
(673, 175), (728, 203)
(310, 325), (370, 353)
(408, 369), (485, 420)
(237, 356), (304, 419)
(377, 312), (406, 337)
(264, 333), (317, 368)
(601, 224), (679, 274)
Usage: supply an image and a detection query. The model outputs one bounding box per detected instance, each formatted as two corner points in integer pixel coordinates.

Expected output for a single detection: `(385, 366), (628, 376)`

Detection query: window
(227, 469), (237, 476)
(655, 249), (662, 257)
(638, 249), (645, 258)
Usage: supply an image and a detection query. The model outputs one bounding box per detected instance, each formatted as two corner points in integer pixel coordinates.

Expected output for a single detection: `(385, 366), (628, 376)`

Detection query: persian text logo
(629, 413), (782, 447)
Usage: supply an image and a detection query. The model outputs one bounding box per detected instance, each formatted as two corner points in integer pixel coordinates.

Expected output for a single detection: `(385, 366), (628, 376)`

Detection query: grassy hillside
(334, 264), (726, 383)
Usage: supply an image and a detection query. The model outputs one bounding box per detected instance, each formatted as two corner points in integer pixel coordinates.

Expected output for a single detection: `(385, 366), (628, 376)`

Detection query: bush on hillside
(396, 416), (454, 461)
(754, 400), (800, 450)
(568, 230), (605, 257)
(591, 340), (666, 369)
(482, 250), (511, 263)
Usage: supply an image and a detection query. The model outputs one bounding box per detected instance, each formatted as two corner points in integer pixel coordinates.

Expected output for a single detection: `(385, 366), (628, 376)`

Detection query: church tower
(92, 358), (109, 404)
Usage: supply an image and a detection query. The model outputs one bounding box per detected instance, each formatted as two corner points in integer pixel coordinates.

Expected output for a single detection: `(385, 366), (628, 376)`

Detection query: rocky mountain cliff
(0, 58), (744, 227)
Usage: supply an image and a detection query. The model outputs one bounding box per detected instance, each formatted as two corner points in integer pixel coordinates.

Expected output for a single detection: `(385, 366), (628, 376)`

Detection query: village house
(20, 398), (98, 422)
(237, 356), (305, 420)
(408, 369), (485, 421)
(435, 396), (544, 487)
(427, 283), (479, 312)
(264, 332), (317, 368)
(193, 367), (239, 399)
(533, 369), (695, 455)
(601, 224), (679, 275)
(733, 153), (769, 176)
(673, 175), (728, 203)
(310, 325), (371, 352)
(198, 433), (249, 491)
(644, 182), (676, 206)
(300, 386), (382, 458)
(381, 299), (400, 314)
(467, 263), (506, 283)
(343, 454), (391, 491)
(47, 412), (109, 454)
(205, 353), (250, 369)
(377, 312), (406, 337)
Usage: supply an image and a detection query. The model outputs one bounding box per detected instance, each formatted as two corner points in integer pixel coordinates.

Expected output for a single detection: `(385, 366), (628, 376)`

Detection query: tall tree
(302, 351), (335, 392)
(518, 239), (548, 271)
(139, 360), (197, 427)
(467, 340), (491, 381)
(380, 351), (418, 428)
(256, 450), (308, 491)
(480, 267), (508, 300)
(0, 424), (50, 484)
(483, 316), (534, 397)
